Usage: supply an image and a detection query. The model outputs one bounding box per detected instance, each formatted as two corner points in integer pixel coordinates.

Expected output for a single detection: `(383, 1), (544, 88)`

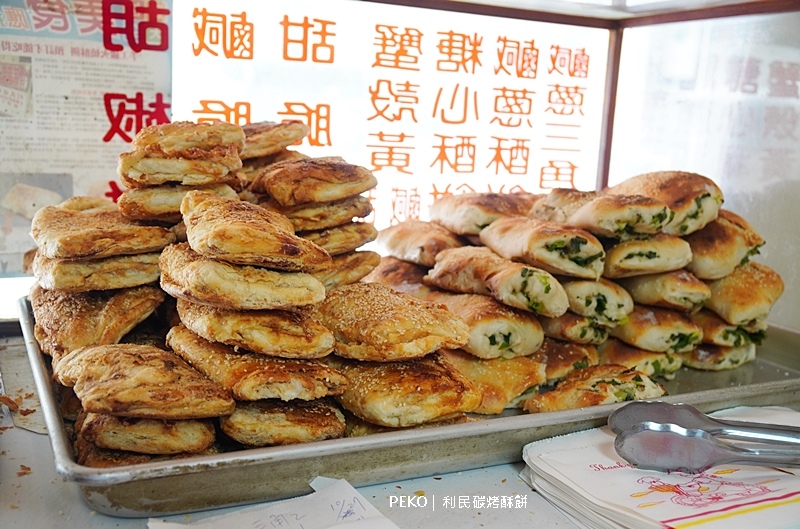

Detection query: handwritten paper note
(148, 477), (400, 529)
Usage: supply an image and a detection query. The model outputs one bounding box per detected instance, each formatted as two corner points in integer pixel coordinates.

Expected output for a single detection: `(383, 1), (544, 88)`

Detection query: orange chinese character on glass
(368, 79), (419, 123)
(546, 84), (585, 116)
(437, 31), (483, 74)
(280, 15), (335, 63)
(192, 8), (253, 59)
(540, 160), (577, 189)
(390, 187), (421, 225)
(486, 137), (529, 175)
(278, 102), (330, 146)
(103, 91), (170, 142)
(432, 84), (479, 124)
(367, 132), (415, 174)
(491, 87), (534, 127)
(373, 25), (423, 71)
(495, 37), (538, 79)
(192, 100), (250, 126)
(104, 0), (170, 52)
(549, 46), (589, 78)
(431, 135), (477, 173)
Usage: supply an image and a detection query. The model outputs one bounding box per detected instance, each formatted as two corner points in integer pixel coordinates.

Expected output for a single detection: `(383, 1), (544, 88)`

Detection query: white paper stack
(521, 407), (800, 529)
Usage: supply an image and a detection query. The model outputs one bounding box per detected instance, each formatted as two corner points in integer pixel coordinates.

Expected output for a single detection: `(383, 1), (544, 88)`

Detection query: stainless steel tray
(17, 296), (800, 517)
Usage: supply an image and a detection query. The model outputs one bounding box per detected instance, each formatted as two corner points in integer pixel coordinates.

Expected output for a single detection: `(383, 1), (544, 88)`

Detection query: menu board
(171, 0), (609, 229)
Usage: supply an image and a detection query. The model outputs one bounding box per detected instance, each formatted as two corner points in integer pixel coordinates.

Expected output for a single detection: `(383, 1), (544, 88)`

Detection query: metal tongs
(608, 401), (800, 473)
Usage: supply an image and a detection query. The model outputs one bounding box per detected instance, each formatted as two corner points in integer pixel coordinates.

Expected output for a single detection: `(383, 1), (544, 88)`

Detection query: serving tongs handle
(608, 401), (800, 445)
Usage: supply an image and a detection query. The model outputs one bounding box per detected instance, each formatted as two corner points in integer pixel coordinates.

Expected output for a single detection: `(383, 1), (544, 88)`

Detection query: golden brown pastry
(479, 215), (605, 279)
(360, 255), (432, 298)
(53, 343), (235, 419)
(423, 246), (569, 317)
(74, 434), (160, 468)
(32, 251), (161, 292)
(559, 277), (634, 328)
(689, 308), (767, 347)
(682, 342), (757, 371)
(30, 283), (165, 362)
(608, 305), (703, 353)
(326, 353), (481, 427)
(118, 183), (239, 223)
(684, 209), (765, 280)
(441, 349), (547, 414)
(704, 262), (784, 326)
(529, 337), (600, 384)
(30, 196), (176, 259)
(240, 120), (308, 159)
(241, 149), (309, 183)
(376, 220), (466, 267)
(521, 364), (667, 413)
(602, 233), (693, 278)
(538, 312), (609, 345)
(77, 411), (215, 455)
(160, 242), (326, 310)
(250, 156), (378, 206)
(528, 188), (597, 223)
(311, 250), (381, 291)
(422, 291), (544, 359)
(219, 398), (346, 446)
(259, 194), (373, 232)
(605, 170), (723, 236)
(616, 269), (711, 313)
(166, 324), (347, 401)
(181, 191), (332, 273)
(298, 221), (378, 256)
(176, 298), (335, 359)
(130, 120), (245, 153)
(428, 191), (542, 236)
(598, 337), (683, 380)
(313, 282), (470, 361)
(344, 411), (475, 437)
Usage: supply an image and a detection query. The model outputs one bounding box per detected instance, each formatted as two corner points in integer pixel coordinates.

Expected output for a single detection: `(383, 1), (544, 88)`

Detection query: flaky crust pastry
(241, 120), (309, 159)
(298, 221), (378, 257)
(33, 251), (161, 292)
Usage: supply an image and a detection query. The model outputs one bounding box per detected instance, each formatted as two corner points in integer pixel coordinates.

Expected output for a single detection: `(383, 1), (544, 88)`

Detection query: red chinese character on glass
(368, 79), (419, 123)
(432, 84), (479, 124)
(373, 25), (423, 71)
(546, 84), (585, 116)
(367, 131), (415, 174)
(27, 0), (70, 32)
(278, 102), (331, 146)
(495, 37), (538, 79)
(390, 187), (421, 225)
(431, 135), (476, 173)
(767, 61), (800, 98)
(103, 91), (171, 142)
(486, 137), (529, 175)
(280, 16), (335, 63)
(192, 9), (253, 59)
(549, 46), (589, 78)
(73, 0), (104, 34)
(490, 87), (534, 127)
(437, 31), (482, 74)
(103, 0), (169, 52)
(192, 100), (251, 126)
(540, 160), (577, 189)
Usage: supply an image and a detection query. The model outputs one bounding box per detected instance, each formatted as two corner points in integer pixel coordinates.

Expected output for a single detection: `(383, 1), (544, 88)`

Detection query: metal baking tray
(17, 296), (800, 517)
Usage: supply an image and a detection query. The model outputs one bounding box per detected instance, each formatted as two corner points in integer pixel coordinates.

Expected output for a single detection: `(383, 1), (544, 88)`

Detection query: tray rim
(18, 296), (800, 510)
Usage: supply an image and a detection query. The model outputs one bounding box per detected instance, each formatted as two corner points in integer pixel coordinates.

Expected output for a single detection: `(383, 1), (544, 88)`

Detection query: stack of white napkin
(520, 406), (800, 529)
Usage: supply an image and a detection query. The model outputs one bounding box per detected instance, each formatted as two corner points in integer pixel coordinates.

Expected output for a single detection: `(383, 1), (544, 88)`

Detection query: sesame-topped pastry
(181, 190), (332, 273)
(31, 196), (176, 259)
(704, 261), (784, 326)
(250, 156), (377, 207)
(240, 120), (309, 160)
(166, 324), (346, 400)
(312, 282), (470, 362)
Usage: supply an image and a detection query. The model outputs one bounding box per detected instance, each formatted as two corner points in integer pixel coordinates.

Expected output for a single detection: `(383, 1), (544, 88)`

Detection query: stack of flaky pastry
(368, 170), (784, 415)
